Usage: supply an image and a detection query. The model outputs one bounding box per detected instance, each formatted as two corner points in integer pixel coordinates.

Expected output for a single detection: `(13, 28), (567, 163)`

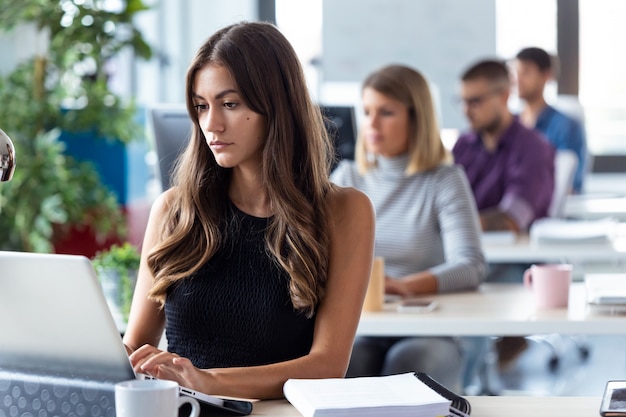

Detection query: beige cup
(523, 263), (573, 309)
(362, 257), (385, 312)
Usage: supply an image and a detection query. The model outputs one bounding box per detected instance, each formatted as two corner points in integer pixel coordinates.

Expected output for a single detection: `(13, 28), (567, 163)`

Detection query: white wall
(134, 0), (258, 105)
(0, 23), (49, 76)
(321, 0), (496, 129)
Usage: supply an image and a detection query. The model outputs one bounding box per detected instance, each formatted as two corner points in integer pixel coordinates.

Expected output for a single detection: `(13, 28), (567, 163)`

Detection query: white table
(482, 229), (626, 264)
(357, 283), (626, 337)
(565, 195), (626, 220)
(252, 396), (601, 416)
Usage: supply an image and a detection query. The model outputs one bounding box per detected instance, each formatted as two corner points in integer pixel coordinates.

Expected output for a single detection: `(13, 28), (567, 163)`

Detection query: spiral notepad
(414, 372), (471, 417)
(283, 372), (471, 417)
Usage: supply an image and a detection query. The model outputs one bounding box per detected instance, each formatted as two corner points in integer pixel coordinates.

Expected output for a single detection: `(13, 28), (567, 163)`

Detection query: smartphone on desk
(396, 299), (438, 313)
(138, 374), (253, 416)
(600, 380), (626, 416)
(178, 387), (253, 417)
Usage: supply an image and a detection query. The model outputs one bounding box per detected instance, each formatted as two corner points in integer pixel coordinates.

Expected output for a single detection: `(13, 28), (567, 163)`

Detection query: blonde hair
(356, 65), (448, 175)
(146, 21), (334, 318)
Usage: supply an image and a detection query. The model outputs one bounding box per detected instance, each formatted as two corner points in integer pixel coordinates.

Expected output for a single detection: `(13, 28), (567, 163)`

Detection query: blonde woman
(122, 21), (375, 400)
(331, 64), (486, 390)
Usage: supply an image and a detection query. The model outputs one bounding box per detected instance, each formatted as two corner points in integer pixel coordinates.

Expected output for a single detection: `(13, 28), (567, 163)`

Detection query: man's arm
(480, 208), (520, 233)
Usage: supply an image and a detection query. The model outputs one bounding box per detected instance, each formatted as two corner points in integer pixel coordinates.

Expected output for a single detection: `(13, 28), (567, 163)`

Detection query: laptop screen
(0, 251), (135, 382)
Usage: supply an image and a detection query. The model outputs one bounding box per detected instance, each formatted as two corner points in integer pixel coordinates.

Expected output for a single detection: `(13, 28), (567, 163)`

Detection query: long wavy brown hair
(147, 21), (334, 317)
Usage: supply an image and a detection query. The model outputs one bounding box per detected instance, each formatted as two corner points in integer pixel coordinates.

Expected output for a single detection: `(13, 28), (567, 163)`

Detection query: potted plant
(0, 0), (152, 253)
(92, 242), (141, 328)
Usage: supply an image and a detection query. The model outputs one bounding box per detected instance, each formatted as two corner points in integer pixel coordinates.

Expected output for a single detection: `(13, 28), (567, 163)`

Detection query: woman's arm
(129, 186), (376, 399)
(430, 167), (486, 291)
(122, 191), (173, 352)
(386, 167), (486, 296)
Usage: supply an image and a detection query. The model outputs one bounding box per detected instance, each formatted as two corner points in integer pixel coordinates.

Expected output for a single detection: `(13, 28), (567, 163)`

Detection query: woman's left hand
(129, 344), (209, 391)
(385, 276), (411, 296)
(385, 271), (438, 296)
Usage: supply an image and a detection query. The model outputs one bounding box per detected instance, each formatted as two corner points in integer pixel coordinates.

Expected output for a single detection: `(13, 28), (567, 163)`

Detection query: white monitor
(148, 104), (193, 190)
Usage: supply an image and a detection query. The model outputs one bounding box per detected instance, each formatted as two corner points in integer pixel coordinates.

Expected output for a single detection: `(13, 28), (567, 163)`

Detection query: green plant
(0, 0), (152, 252)
(0, 129), (125, 252)
(92, 242), (141, 323)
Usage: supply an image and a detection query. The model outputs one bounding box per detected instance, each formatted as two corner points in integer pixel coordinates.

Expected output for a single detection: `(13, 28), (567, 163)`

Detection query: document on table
(481, 231), (517, 245)
(529, 217), (619, 244)
(283, 372), (452, 417)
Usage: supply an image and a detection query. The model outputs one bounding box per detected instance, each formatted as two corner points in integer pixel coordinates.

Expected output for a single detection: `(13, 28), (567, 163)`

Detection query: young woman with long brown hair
(122, 21), (375, 400)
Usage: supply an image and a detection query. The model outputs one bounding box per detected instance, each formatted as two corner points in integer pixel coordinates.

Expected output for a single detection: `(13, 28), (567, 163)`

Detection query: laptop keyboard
(0, 373), (116, 417)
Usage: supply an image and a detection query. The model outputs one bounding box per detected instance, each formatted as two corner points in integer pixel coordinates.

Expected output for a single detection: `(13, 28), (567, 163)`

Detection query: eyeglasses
(457, 89), (502, 108)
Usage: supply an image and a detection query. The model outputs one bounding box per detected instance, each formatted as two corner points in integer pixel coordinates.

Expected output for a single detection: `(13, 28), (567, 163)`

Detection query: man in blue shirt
(515, 47), (587, 193)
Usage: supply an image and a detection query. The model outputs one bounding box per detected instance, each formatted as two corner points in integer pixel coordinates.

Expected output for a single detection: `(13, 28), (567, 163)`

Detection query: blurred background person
(331, 64), (486, 391)
(515, 46), (587, 193)
(453, 58), (555, 369)
(453, 59), (555, 236)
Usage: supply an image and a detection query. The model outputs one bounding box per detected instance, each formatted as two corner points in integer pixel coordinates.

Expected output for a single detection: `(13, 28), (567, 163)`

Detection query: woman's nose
(366, 113), (380, 129)
(201, 108), (224, 133)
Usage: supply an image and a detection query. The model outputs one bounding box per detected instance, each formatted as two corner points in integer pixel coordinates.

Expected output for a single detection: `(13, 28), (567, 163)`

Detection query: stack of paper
(585, 274), (626, 310)
(529, 217), (618, 244)
(283, 373), (451, 417)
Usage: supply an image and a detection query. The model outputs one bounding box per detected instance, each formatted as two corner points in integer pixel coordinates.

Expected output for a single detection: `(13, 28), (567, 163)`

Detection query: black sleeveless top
(164, 203), (316, 369)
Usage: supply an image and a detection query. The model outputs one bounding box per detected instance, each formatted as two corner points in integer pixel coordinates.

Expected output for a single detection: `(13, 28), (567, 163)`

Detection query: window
(580, 0), (626, 154)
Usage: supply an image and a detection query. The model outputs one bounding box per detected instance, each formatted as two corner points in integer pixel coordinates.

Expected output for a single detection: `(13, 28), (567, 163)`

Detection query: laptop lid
(0, 250), (135, 382)
(0, 250), (254, 417)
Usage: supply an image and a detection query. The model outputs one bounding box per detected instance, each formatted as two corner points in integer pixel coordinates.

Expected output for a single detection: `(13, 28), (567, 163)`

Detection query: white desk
(482, 228), (626, 264)
(252, 396), (600, 416)
(565, 195), (626, 220)
(357, 283), (626, 337)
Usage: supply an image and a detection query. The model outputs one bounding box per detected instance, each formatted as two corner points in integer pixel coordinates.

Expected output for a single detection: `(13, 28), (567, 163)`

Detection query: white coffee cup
(115, 379), (200, 417)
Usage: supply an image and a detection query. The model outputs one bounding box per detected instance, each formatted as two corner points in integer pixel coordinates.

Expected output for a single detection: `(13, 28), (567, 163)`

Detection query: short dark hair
(461, 59), (510, 86)
(516, 47), (552, 72)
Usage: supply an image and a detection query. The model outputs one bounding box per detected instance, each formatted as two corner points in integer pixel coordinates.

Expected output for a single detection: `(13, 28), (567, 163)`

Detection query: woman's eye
(224, 102), (238, 109)
(194, 104), (208, 112)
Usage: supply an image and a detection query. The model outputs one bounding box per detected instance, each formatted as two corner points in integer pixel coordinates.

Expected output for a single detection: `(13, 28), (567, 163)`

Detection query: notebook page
(283, 373), (450, 416)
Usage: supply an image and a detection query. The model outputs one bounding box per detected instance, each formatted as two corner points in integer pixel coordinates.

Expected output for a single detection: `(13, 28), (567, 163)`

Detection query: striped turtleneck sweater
(331, 155), (486, 292)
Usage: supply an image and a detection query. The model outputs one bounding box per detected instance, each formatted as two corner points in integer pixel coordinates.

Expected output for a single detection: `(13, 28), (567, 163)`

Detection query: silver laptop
(0, 251), (252, 417)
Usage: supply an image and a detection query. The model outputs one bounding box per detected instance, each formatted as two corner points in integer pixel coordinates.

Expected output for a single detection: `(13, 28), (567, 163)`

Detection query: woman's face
(361, 87), (410, 158)
(192, 64), (266, 170)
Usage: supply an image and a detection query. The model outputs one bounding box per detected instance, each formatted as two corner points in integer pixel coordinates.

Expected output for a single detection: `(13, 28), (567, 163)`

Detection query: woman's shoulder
(149, 187), (179, 216)
(326, 185), (374, 224)
(427, 163), (467, 184)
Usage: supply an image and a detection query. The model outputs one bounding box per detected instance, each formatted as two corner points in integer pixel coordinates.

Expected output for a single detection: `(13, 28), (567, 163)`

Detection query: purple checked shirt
(452, 117), (555, 231)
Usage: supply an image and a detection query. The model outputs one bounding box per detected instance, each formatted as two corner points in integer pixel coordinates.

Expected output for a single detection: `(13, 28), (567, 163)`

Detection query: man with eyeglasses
(452, 59), (555, 371)
(453, 59), (554, 236)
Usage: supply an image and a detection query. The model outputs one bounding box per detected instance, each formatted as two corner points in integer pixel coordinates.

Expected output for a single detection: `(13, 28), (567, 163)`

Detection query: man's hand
(480, 209), (519, 232)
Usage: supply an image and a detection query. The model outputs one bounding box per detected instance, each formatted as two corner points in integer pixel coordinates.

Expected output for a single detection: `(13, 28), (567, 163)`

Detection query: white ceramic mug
(523, 263), (573, 309)
(115, 379), (200, 417)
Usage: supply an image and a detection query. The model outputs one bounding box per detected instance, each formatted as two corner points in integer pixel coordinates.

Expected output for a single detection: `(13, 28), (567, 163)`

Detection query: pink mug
(523, 264), (573, 309)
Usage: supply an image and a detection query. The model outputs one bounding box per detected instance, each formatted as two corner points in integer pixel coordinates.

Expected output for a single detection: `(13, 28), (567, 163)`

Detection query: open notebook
(0, 250), (252, 417)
